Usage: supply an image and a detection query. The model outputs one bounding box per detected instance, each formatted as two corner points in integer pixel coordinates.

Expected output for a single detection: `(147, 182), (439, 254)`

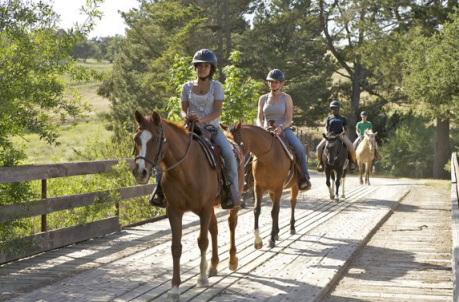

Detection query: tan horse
(132, 111), (243, 302)
(356, 129), (377, 185)
(229, 123), (300, 249)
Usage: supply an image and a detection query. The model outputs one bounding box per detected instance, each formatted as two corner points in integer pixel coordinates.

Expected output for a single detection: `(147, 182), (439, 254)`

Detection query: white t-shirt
(181, 80), (225, 127)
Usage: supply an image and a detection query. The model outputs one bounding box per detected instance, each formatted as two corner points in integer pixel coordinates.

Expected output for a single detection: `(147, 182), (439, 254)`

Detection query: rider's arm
(281, 95), (293, 129)
(181, 101), (189, 120)
(256, 95), (265, 127)
(199, 100), (223, 123)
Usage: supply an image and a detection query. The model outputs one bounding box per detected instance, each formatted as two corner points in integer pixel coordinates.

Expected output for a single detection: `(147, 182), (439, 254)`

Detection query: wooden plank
(0, 217), (121, 264)
(452, 153), (459, 302)
(0, 184), (155, 223)
(0, 159), (135, 184)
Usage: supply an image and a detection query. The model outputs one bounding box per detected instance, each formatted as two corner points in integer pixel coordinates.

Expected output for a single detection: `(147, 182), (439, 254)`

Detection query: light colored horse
(356, 129), (377, 185)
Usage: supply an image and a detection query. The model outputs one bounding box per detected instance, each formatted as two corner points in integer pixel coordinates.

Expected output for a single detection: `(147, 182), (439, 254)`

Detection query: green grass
(12, 60), (114, 164)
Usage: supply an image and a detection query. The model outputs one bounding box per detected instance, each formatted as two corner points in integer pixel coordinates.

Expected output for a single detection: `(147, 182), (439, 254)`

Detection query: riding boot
(221, 184), (240, 209)
(349, 151), (357, 170)
(298, 177), (312, 191)
(149, 183), (166, 208)
(375, 149), (382, 160)
(316, 153), (324, 172)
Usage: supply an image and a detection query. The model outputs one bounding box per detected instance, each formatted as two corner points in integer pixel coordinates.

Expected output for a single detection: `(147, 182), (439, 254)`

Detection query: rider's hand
(185, 111), (200, 123)
(274, 126), (283, 136)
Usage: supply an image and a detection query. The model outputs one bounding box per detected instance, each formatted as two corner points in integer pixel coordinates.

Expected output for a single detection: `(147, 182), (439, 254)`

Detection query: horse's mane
(143, 116), (189, 135)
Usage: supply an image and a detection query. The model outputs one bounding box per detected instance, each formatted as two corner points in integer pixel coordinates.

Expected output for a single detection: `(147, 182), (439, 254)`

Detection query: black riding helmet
(266, 69), (285, 81)
(192, 49), (217, 67)
(330, 100), (340, 108)
(360, 111), (368, 117)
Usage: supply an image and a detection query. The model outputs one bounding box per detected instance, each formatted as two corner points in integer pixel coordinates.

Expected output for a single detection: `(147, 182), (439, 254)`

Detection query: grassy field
(12, 59), (113, 164)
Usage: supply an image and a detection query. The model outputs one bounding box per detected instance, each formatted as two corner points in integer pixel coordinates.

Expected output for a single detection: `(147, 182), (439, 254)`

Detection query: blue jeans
(155, 128), (239, 194)
(283, 127), (310, 179)
(213, 128), (239, 192)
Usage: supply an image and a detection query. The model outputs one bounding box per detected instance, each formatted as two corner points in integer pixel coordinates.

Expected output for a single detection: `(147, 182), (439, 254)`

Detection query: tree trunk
(215, 0), (225, 81)
(224, 0), (231, 59)
(433, 117), (451, 179)
(348, 55), (362, 142)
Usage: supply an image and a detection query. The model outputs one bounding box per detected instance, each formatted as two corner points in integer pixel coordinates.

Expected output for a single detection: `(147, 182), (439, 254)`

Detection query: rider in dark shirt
(316, 101), (356, 172)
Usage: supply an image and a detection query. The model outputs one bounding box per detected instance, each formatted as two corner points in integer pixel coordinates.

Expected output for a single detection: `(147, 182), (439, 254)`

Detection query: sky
(45, 0), (141, 38)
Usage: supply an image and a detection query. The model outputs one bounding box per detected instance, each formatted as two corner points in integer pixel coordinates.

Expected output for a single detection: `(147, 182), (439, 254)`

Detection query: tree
(240, 0), (335, 126)
(318, 0), (458, 141)
(0, 0), (103, 147)
(403, 10), (459, 178)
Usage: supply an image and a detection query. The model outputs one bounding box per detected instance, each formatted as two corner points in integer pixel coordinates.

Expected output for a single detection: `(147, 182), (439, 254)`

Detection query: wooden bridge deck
(0, 175), (452, 302)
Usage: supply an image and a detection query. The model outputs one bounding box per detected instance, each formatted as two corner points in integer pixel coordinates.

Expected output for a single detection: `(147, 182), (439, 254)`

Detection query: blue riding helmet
(192, 49), (217, 67)
(360, 111), (368, 117)
(330, 100), (340, 108)
(266, 69), (285, 81)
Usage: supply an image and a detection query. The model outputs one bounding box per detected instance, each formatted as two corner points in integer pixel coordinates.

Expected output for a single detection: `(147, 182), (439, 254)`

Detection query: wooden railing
(451, 152), (459, 302)
(0, 159), (157, 264)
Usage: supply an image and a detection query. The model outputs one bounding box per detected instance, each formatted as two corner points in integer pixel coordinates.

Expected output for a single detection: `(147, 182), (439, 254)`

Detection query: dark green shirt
(356, 121), (372, 135)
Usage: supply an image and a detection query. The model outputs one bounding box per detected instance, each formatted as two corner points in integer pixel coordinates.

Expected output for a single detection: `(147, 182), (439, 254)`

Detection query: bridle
(134, 121), (195, 176)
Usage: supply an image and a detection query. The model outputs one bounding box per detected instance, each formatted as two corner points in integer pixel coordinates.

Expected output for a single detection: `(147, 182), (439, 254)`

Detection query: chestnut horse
(132, 111), (243, 302)
(229, 123), (300, 249)
(322, 132), (348, 202)
(356, 129), (377, 185)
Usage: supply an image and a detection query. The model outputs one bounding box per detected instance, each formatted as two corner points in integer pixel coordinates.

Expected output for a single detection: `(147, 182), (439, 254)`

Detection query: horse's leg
(228, 207), (239, 271)
(254, 185), (265, 249)
(290, 186), (299, 235)
(167, 208), (183, 302)
(359, 160), (364, 185)
(366, 160), (372, 185)
(341, 174), (346, 198)
(269, 191), (280, 240)
(335, 171), (341, 202)
(326, 170), (333, 200)
(330, 171), (336, 200)
(208, 209), (219, 277)
(269, 189), (282, 248)
(196, 207), (212, 287)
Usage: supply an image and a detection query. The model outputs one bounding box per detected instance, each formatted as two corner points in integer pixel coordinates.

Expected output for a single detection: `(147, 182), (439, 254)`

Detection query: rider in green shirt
(353, 111), (381, 159)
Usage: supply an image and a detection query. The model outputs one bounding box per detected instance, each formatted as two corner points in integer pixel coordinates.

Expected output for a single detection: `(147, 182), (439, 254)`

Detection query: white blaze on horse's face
(137, 130), (152, 173)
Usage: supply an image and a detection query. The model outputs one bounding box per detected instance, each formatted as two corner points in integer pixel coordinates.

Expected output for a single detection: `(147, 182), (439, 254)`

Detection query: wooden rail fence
(451, 152), (459, 302)
(0, 159), (157, 265)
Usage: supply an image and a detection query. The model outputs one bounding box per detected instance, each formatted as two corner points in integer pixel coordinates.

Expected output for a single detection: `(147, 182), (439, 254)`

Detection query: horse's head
(323, 132), (343, 166)
(228, 121), (248, 154)
(363, 129), (377, 153)
(132, 110), (165, 184)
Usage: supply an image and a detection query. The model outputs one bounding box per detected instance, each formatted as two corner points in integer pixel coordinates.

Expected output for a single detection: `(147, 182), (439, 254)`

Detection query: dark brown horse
(229, 123), (300, 249)
(132, 111), (243, 302)
(322, 132), (348, 202)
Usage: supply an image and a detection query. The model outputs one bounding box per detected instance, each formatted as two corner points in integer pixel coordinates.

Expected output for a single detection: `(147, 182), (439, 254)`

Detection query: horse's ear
(322, 133), (327, 140)
(135, 110), (144, 125)
(220, 123), (228, 131)
(236, 120), (242, 130)
(373, 131), (378, 136)
(152, 111), (161, 126)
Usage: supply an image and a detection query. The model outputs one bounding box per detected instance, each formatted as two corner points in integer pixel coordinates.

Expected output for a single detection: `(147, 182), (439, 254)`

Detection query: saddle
(186, 122), (243, 208)
(264, 120), (308, 189)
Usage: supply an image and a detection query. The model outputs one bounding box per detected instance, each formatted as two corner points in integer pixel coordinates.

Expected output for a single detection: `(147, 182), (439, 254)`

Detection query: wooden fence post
(41, 179), (47, 232)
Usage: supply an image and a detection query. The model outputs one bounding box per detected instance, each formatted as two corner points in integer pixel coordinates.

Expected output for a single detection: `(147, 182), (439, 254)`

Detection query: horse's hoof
(274, 235), (279, 241)
(269, 240), (275, 248)
(330, 196), (335, 200)
(166, 288), (180, 302)
(340, 195), (345, 199)
(208, 267), (218, 277)
(360, 181), (363, 185)
(334, 198), (340, 203)
(229, 259), (238, 271)
(290, 229), (296, 235)
(197, 276), (209, 288)
(254, 240), (263, 250)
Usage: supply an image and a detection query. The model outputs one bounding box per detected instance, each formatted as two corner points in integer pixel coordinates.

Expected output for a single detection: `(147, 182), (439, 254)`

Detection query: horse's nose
(132, 168), (137, 177)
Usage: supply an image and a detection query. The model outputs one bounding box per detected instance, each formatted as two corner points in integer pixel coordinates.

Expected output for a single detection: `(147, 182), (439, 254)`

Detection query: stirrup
(298, 178), (311, 191)
(317, 162), (324, 172)
(149, 185), (166, 208)
(221, 184), (240, 209)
